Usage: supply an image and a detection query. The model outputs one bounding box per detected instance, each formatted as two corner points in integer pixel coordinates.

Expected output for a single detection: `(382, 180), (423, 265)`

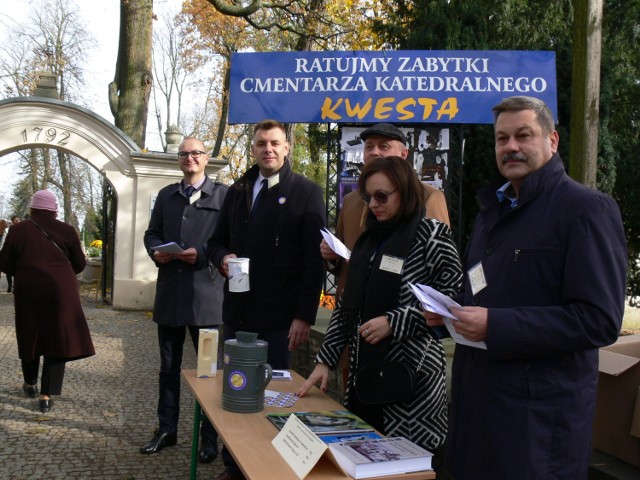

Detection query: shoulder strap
(29, 218), (69, 260)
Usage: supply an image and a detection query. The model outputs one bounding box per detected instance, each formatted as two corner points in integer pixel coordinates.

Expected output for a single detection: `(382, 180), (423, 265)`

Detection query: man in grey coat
(431, 96), (627, 479)
(141, 137), (228, 464)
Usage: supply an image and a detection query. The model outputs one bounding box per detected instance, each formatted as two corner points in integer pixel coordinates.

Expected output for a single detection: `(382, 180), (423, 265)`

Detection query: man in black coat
(430, 96), (627, 479)
(141, 137), (228, 464)
(208, 119), (326, 480)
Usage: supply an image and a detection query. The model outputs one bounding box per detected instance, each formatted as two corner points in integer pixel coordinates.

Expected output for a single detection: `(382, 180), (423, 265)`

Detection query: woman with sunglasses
(298, 156), (462, 465)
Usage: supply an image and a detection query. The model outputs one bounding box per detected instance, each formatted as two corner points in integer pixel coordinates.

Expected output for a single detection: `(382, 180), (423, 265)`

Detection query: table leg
(190, 400), (202, 480)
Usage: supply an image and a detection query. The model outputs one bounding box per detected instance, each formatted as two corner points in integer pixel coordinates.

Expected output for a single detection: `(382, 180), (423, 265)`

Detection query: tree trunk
(569, 0), (603, 188)
(57, 151), (76, 228)
(109, 0), (154, 148)
(213, 64), (231, 158)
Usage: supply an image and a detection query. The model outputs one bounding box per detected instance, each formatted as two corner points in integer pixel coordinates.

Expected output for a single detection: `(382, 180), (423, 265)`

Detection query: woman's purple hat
(29, 189), (58, 212)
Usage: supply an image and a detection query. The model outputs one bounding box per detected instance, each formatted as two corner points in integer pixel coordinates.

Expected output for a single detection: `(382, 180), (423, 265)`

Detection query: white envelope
(320, 228), (351, 260)
(409, 282), (486, 350)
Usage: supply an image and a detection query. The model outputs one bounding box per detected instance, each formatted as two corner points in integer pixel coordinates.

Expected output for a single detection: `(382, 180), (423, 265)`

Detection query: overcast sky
(0, 0), (182, 200)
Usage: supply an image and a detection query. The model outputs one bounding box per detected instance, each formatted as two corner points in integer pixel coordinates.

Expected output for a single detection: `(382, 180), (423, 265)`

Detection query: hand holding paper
(409, 282), (486, 350)
(320, 228), (351, 260)
(152, 242), (184, 254)
(409, 282), (461, 319)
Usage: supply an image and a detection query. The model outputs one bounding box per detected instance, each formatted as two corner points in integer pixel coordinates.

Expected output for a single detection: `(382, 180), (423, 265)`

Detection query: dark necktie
(252, 179), (268, 213)
(184, 185), (196, 198)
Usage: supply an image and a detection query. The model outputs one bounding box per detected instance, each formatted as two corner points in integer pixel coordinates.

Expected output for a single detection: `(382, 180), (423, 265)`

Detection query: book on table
(326, 436), (433, 479)
(266, 410), (374, 435)
(318, 431), (383, 444)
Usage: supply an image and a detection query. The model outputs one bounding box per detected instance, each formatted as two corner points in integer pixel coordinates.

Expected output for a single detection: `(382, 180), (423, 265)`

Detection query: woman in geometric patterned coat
(298, 156), (462, 458)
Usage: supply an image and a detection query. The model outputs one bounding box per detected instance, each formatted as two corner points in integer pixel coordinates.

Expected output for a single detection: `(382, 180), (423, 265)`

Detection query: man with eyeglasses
(322, 122), (450, 299)
(208, 119), (325, 480)
(142, 137), (228, 464)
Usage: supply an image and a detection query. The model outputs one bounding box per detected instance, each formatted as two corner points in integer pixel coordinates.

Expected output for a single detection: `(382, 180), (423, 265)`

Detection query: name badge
(379, 255), (404, 275)
(468, 261), (487, 296)
(190, 190), (202, 204)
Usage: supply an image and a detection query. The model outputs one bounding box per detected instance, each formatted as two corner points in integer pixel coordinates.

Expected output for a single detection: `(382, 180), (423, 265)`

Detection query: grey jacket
(144, 175), (228, 327)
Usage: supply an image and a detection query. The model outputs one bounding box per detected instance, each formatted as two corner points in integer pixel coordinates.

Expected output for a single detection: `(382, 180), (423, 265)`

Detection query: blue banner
(229, 50), (557, 125)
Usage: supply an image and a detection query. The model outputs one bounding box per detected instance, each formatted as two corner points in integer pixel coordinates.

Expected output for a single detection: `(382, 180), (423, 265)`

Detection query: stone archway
(0, 96), (226, 309)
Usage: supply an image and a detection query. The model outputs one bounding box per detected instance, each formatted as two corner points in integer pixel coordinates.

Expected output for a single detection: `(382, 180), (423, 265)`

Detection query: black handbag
(353, 331), (428, 405)
(353, 360), (416, 405)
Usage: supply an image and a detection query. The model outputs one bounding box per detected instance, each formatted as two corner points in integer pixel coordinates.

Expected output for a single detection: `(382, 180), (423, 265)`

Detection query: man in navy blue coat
(141, 137), (228, 464)
(208, 119), (325, 480)
(436, 96), (627, 479)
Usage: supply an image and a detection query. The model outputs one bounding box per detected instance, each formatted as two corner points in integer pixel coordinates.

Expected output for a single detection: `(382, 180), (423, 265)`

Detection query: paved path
(0, 278), (225, 479)
(5, 275), (637, 480)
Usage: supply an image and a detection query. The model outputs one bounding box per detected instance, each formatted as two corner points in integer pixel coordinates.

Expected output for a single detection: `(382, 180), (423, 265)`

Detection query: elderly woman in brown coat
(0, 190), (94, 413)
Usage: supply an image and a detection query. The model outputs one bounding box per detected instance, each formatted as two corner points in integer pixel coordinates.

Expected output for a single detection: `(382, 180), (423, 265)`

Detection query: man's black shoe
(39, 398), (53, 413)
(140, 429), (177, 454)
(198, 437), (219, 463)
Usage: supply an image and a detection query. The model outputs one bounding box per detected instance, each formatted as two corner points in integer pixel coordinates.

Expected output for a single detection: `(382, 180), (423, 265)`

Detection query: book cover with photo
(327, 436), (433, 479)
(266, 410), (374, 435)
(318, 431), (383, 444)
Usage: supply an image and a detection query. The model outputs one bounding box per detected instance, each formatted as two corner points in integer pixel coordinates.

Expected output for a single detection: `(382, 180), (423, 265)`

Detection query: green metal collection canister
(222, 331), (272, 413)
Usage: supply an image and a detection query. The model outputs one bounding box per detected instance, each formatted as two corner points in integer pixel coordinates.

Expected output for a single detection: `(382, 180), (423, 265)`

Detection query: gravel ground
(2, 275), (638, 480)
(0, 278), (225, 480)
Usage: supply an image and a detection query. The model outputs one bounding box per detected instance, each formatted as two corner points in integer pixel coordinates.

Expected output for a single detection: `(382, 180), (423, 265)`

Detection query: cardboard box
(593, 334), (640, 467)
